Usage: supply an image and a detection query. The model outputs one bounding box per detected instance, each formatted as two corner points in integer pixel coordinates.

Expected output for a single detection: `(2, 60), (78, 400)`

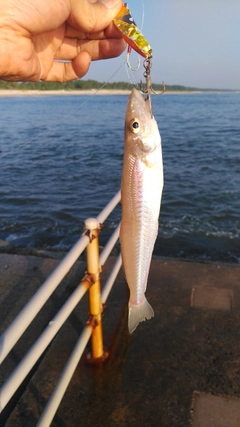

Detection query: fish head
(125, 88), (161, 162)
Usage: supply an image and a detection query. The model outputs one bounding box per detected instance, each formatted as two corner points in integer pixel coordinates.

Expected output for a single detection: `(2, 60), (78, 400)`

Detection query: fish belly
(120, 152), (163, 332)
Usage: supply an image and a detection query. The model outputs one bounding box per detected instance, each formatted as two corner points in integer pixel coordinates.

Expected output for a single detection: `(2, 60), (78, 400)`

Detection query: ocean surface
(0, 92), (239, 263)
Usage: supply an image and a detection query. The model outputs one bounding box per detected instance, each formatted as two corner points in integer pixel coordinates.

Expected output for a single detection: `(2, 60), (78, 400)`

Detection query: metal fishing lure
(113, 3), (158, 114)
(113, 2), (152, 60)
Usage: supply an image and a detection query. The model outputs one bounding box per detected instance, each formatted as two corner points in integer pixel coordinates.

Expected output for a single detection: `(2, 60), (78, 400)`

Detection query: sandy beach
(0, 89), (204, 97)
(0, 89), (132, 97)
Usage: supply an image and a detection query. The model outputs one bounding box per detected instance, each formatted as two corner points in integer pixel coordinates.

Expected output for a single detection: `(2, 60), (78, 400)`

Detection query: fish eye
(129, 118), (140, 134)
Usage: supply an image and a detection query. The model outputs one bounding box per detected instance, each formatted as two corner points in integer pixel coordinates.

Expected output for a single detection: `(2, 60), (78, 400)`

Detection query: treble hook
(126, 45), (140, 71)
(140, 58), (154, 115)
(140, 58), (157, 95)
(140, 58), (165, 116)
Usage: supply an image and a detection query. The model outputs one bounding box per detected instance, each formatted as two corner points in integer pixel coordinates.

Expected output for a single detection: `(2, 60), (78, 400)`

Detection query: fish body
(113, 3), (152, 59)
(120, 88), (164, 333)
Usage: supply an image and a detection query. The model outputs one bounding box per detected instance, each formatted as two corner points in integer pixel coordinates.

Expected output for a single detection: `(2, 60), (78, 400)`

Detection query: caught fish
(120, 88), (164, 334)
(113, 3), (152, 59)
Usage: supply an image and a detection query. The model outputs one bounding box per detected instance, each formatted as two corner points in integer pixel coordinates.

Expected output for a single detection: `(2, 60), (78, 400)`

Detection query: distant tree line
(0, 79), (201, 92)
(0, 79), (227, 92)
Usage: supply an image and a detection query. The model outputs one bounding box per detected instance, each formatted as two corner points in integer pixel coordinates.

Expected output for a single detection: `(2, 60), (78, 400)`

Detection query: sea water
(0, 93), (239, 263)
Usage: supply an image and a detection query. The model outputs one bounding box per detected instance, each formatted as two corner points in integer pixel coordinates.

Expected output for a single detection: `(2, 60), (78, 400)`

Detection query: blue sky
(85, 0), (240, 89)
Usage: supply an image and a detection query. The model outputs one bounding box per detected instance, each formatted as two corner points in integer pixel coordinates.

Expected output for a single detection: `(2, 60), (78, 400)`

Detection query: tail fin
(128, 297), (154, 334)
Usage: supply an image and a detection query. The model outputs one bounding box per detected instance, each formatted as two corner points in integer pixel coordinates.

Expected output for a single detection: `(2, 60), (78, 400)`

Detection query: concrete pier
(1, 253), (240, 427)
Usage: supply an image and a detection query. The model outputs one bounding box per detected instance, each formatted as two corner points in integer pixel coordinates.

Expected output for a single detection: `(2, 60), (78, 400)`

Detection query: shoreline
(0, 89), (132, 97)
(0, 89), (230, 97)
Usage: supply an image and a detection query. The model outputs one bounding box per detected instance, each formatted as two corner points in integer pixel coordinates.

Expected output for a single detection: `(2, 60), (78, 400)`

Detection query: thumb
(69, 0), (123, 33)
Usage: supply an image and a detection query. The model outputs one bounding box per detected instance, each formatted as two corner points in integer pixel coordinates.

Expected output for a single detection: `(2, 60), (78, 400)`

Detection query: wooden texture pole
(85, 218), (105, 361)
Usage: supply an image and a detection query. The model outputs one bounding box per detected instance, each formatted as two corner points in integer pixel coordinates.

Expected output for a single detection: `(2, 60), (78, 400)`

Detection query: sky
(84, 0), (240, 90)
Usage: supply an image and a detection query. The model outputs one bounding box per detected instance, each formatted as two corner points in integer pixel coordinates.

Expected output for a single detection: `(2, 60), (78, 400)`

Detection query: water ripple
(0, 93), (239, 262)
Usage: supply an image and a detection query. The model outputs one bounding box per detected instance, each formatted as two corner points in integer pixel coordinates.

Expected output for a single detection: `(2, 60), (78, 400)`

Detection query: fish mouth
(144, 97), (152, 116)
(129, 88), (152, 118)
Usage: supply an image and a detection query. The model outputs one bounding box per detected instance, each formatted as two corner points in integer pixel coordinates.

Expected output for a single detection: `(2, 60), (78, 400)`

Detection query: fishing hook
(140, 58), (156, 95)
(140, 58), (165, 116)
(126, 46), (140, 71)
(140, 58), (154, 115)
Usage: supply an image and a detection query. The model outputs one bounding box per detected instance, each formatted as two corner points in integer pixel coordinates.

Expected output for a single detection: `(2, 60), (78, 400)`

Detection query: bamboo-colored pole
(85, 218), (106, 361)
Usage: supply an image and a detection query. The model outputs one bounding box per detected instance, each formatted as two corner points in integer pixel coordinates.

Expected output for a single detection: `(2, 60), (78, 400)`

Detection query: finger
(65, 21), (124, 40)
(55, 37), (126, 61)
(43, 51), (91, 82)
(69, 0), (123, 32)
(91, 38), (126, 60)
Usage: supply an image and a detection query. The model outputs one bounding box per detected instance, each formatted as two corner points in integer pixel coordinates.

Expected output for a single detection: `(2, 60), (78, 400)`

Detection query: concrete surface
(1, 253), (240, 427)
(191, 391), (240, 427)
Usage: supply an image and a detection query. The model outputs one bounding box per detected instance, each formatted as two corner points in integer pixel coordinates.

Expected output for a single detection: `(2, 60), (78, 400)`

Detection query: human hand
(0, 0), (126, 82)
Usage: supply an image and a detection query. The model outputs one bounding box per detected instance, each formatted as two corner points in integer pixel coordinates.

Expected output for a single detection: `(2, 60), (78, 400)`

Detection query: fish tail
(128, 298), (154, 334)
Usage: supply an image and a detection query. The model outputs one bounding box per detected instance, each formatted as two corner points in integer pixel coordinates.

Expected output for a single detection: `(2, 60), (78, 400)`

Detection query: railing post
(84, 218), (107, 362)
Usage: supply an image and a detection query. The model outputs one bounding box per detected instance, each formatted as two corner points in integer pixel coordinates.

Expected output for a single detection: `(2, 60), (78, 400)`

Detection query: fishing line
(0, 59), (126, 160)
(124, 0), (146, 89)
(124, 59), (139, 88)
(140, 0), (145, 31)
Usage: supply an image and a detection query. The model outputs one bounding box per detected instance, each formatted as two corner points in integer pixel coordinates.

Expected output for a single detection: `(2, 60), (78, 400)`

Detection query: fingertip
(72, 52), (91, 78)
(45, 53), (91, 82)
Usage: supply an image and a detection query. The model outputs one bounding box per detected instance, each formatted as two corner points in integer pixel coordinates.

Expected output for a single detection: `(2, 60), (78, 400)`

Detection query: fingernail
(98, 0), (121, 9)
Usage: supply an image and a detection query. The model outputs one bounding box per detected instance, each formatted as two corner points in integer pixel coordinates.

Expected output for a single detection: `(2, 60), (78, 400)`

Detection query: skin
(0, 0), (126, 82)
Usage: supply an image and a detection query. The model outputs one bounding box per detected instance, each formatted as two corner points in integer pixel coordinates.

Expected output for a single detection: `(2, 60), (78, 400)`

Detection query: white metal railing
(0, 190), (122, 424)
(37, 255), (122, 427)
